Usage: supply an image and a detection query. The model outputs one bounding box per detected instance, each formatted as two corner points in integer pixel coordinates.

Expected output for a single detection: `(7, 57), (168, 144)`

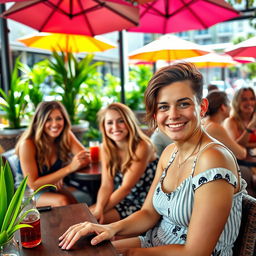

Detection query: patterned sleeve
(192, 168), (238, 191)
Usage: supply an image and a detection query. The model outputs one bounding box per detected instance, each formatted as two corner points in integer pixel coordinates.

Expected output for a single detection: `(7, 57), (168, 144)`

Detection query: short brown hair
(144, 62), (203, 130)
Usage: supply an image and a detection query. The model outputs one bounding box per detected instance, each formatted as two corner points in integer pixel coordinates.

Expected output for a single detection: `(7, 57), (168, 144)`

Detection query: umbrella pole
(0, 3), (11, 93)
(118, 30), (128, 104)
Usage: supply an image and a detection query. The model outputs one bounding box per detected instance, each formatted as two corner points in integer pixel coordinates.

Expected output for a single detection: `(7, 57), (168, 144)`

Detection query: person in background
(223, 87), (256, 149)
(207, 84), (219, 93)
(150, 129), (172, 157)
(203, 90), (247, 160)
(89, 102), (158, 224)
(15, 101), (90, 207)
(59, 63), (246, 256)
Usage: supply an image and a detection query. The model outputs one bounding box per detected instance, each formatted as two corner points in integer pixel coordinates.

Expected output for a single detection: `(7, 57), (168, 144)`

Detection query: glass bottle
(0, 236), (20, 256)
(20, 189), (41, 248)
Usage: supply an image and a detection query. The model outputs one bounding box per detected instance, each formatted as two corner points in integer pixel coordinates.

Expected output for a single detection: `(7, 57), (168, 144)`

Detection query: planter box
(0, 128), (26, 151)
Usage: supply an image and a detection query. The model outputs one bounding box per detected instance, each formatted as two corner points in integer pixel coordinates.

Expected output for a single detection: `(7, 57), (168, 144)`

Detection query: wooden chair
(239, 165), (256, 197)
(233, 194), (256, 256)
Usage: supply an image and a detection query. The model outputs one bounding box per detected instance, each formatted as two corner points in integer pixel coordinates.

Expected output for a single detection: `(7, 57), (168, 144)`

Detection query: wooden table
(18, 203), (117, 256)
(72, 163), (102, 181)
(69, 163), (102, 203)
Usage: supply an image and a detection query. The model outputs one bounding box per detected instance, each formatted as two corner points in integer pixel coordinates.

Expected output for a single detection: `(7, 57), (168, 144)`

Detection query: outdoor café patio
(1, 0), (256, 255)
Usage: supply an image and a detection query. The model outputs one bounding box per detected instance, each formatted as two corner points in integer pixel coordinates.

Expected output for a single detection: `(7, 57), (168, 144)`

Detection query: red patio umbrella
(1, 0), (139, 36)
(128, 0), (240, 34)
(225, 37), (256, 58)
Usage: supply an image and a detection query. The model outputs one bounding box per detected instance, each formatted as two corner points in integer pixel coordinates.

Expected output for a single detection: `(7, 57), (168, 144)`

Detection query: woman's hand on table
(69, 150), (90, 172)
(59, 222), (115, 250)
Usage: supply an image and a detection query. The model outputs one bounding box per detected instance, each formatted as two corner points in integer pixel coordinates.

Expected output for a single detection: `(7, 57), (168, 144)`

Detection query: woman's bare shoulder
(197, 143), (237, 175)
(19, 138), (36, 154)
(223, 116), (237, 126)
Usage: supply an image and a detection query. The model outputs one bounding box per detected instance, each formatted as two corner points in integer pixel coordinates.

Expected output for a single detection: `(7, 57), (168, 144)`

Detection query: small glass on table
(89, 141), (100, 164)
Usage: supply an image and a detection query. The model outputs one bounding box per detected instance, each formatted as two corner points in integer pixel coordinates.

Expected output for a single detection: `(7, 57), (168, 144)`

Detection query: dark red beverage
(20, 214), (41, 248)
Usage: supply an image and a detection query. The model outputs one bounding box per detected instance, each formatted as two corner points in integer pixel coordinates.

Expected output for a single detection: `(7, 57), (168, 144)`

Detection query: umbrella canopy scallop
(17, 32), (117, 53)
(181, 52), (239, 68)
(2, 0), (139, 36)
(129, 34), (210, 62)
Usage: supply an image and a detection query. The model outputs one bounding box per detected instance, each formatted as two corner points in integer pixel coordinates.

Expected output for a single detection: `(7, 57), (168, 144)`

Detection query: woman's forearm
(95, 185), (112, 211)
(104, 186), (131, 212)
(111, 209), (160, 237)
(27, 165), (71, 190)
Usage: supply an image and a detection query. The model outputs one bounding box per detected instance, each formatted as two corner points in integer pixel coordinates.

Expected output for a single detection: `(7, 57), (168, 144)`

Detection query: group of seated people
(9, 62), (252, 255)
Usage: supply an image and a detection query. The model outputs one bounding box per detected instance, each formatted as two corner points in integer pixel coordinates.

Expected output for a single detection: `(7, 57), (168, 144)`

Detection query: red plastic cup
(89, 141), (100, 163)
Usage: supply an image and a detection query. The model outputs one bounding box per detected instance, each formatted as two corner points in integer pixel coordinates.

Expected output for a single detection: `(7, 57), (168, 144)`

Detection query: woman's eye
(118, 119), (125, 123)
(106, 121), (113, 125)
(56, 117), (63, 121)
(158, 105), (169, 111)
(177, 102), (190, 109)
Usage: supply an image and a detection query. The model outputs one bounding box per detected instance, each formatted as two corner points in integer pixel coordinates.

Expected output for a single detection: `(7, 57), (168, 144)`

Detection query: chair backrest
(1, 148), (19, 180)
(233, 194), (256, 256)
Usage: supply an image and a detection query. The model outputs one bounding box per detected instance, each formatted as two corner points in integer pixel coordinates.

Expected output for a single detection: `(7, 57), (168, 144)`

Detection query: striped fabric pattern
(139, 148), (247, 255)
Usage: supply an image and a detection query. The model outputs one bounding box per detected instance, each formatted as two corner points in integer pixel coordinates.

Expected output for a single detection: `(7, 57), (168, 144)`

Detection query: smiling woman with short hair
(59, 63), (246, 256)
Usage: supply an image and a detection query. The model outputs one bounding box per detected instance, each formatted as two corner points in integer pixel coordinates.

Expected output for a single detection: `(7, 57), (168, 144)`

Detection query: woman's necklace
(177, 133), (203, 168)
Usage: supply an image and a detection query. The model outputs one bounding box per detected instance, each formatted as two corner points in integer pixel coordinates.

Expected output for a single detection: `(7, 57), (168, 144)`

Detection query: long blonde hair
(231, 87), (256, 130)
(16, 101), (71, 173)
(98, 102), (152, 177)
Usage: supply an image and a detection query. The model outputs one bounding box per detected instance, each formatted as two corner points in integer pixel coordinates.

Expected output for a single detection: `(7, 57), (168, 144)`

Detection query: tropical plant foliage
(127, 65), (153, 110)
(0, 159), (55, 246)
(48, 51), (103, 124)
(0, 57), (29, 129)
(21, 59), (52, 110)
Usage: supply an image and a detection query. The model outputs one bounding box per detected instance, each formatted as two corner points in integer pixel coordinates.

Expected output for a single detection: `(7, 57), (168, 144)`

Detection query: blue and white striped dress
(139, 143), (247, 255)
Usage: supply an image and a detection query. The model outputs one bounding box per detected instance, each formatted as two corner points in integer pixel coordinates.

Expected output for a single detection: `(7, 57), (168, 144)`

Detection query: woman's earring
(156, 126), (159, 132)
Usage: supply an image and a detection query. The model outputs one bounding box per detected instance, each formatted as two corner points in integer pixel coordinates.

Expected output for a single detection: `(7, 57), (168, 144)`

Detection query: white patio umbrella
(128, 34), (210, 62)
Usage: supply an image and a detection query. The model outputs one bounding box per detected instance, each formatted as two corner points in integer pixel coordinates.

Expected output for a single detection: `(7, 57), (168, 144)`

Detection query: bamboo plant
(0, 159), (54, 246)
(0, 57), (29, 129)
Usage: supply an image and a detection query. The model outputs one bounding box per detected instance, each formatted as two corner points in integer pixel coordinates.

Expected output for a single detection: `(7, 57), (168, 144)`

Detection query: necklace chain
(177, 134), (203, 168)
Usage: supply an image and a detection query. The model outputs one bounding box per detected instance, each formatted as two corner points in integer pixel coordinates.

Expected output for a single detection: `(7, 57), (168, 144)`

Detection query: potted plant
(0, 159), (54, 255)
(48, 50), (103, 125)
(0, 57), (29, 151)
(20, 59), (53, 111)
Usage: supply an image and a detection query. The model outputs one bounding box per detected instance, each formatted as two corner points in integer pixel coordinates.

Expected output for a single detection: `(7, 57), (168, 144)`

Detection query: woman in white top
(59, 63), (245, 256)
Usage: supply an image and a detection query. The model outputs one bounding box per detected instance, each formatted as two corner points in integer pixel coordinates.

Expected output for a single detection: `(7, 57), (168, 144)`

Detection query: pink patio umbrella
(1, 0), (139, 36)
(225, 36), (256, 58)
(233, 57), (255, 64)
(128, 0), (240, 34)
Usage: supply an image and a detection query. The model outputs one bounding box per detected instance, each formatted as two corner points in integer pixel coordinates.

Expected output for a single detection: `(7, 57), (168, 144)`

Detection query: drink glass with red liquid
(89, 141), (100, 163)
(20, 190), (41, 248)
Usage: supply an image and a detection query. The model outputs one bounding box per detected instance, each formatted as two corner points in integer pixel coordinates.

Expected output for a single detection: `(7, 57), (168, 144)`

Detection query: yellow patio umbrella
(182, 52), (239, 68)
(128, 34), (210, 62)
(17, 32), (117, 53)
